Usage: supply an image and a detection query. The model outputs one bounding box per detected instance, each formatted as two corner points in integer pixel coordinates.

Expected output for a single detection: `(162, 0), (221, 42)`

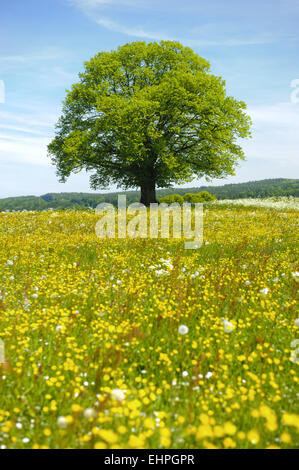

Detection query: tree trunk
(140, 181), (157, 206)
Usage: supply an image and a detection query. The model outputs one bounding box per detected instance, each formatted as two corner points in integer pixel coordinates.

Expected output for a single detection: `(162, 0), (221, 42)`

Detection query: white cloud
(242, 102), (299, 170)
(0, 47), (66, 66)
(0, 132), (50, 165)
(247, 101), (299, 129)
(71, 0), (170, 40)
(96, 17), (172, 40)
(0, 124), (45, 135)
(71, 0), (143, 9)
(70, 0), (280, 45)
(0, 110), (57, 129)
(33, 66), (78, 89)
(94, 17), (274, 45)
(184, 37), (275, 47)
(0, 106), (58, 167)
(188, 22), (277, 47)
(0, 80), (5, 103)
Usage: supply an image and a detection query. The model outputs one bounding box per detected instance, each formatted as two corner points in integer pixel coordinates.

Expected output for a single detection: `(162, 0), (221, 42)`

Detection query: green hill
(0, 179), (298, 211)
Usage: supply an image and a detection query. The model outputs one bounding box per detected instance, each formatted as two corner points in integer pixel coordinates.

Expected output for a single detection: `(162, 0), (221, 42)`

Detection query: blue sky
(0, 0), (298, 197)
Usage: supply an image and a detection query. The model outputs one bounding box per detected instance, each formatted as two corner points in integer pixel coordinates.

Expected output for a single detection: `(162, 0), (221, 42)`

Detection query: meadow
(0, 200), (298, 449)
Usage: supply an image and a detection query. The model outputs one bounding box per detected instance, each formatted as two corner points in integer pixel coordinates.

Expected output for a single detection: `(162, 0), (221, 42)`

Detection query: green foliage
(159, 191), (215, 204)
(157, 178), (299, 200)
(182, 191), (215, 203)
(48, 40), (251, 203)
(159, 194), (184, 205)
(183, 193), (198, 203)
(197, 191), (216, 202)
(0, 179), (298, 211)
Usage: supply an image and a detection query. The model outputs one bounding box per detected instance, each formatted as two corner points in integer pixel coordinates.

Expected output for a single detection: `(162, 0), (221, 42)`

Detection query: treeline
(0, 179), (298, 211)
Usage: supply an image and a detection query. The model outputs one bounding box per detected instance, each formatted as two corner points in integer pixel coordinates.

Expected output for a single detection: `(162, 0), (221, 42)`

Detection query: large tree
(48, 41), (251, 206)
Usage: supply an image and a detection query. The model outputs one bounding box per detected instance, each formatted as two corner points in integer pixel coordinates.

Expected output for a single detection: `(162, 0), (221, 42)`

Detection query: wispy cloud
(71, 0), (144, 9)
(0, 107), (58, 166)
(0, 124), (45, 135)
(70, 0), (280, 46)
(243, 102), (299, 168)
(72, 0), (169, 40)
(96, 17), (172, 40)
(35, 66), (78, 89)
(0, 47), (66, 65)
(0, 132), (50, 165)
(0, 110), (57, 129)
(182, 36), (275, 47)
(94, 20), (276, 46)
(247, 102), (299, 128)
(95, 16), (276, 45)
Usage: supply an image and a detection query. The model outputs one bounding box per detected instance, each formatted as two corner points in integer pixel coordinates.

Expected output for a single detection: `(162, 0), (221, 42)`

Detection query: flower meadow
(211, 196), (299, 211)
(0, 204), (298, 449)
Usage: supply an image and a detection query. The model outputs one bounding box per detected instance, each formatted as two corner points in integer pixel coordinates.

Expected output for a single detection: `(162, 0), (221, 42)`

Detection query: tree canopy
(48, 40), (252, 205)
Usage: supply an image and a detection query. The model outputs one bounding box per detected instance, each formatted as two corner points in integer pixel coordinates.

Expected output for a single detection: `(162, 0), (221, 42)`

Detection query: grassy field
(0, 202), (298, 449)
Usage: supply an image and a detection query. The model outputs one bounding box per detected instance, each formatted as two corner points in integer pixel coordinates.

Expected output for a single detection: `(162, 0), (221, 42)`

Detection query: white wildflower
(155, 269), (168, 277)
(111, 389), (125, 402)
(259, 287), (269, 296)
(221, 318), (234, 333)
(159, 258), (173, 270)
(178, 325), (189, 335)
(83, 408), (97, 419)
(57, 416), (68, 429)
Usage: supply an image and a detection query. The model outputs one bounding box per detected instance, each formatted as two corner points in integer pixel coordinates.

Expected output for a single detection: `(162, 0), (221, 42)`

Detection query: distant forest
(0, 179), (298, 211)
